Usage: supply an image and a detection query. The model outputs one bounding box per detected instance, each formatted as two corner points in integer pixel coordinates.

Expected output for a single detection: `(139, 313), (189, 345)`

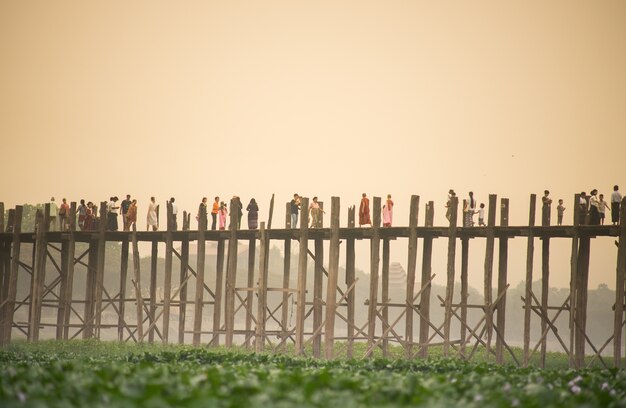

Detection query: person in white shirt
(147, 197), (159, 231)
(477, 203), (486, 226)
(107, 196), (120, 231)
(598, 194), (610, 225)
(611, 185), (622, 225)
(48, 197), (58, 231)
(169, 197), (178, 230)
(589, 189), (600, 225)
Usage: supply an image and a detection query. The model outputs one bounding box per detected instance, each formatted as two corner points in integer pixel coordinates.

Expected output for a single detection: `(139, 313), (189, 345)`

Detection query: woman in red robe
(359, 193), (371, 227)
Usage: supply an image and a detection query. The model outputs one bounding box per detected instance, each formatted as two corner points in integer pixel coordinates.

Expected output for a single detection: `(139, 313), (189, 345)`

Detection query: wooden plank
(418, 201), (435, 358)
(443, 196), (458, 356)
(367, 196), (382, 352)
(148, 240), (158, 343)
(522, 194), (537, 366)
(614, 197), (626, 367)
(569, 194), (581, 368)
(405, 195), (419, 358)
(496, 198), (509, 364)
(131, 224), (144, 341)
(483, 194), (497, 355)
(313, 237), (324, 357)
(460, 237), (469, 356)
(58, 202), (76, 340)
(295, 197), (309, 355)
(178, 230), (190, 344)
(224, 197), (240, 347)
(118, 236), (129, 342)
(193, 207), (207, 346)
(211, 239), (225, 346)
(28, 208), (47, 341)
(324, 196), (340, 359)
(255, 223), (268, 351)
(245, 238), (256, 348)
(381, 237), (390, 357)
(162, 201), (174, 343)
(94, 202), (107, 339)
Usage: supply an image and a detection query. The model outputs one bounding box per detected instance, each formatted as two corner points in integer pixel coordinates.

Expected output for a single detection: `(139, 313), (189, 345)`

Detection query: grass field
(1, 340), (625, 407)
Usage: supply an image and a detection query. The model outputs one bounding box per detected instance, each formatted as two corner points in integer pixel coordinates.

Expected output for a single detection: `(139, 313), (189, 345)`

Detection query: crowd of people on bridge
(42, 186), (622, 233)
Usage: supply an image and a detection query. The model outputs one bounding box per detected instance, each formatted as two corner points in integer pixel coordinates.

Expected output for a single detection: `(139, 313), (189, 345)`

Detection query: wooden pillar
(281, 204), (291, 348)
(568, 194), (581, 368)
(495, 198), (509, 364)
(162, 201), (174, 343)
(575, 236), (590, 367)
(540, 199), (551, 367)
(131, 225), (144, 342)
(2, 207), (22, 345)
(28, 208), (47, 342)
(83, 241), (97, 339)
(367, 197), (382, 352)
(148, 239), (158, 343)
(58, 202), (76, 340)
(381, 238), (391, 357)
(118, 236), (129, 342)
(295, 197), (309, 355)
(312, 237), (324, 357)
(324, 197), (341, 359)
(255, 223), (268, 351)
(193, 208), (207, 346)
(405, 195), (419, 358)
(483, 194), (497, 355)
(0, 203), (5, 342)
(460, 237), (469, 356)
(224, 197), (240, 347)
(178, 226), (190, 344)
(418, 202), (434, 358)
(94, 202), (107, 339)
(211, 239), (225, 346)
(614, 197), (626, 367)
(443, 197), (458, 356)
(245, 238), (256, 348)
(346, 204), (356, 358)
(523, 194), (537, 366)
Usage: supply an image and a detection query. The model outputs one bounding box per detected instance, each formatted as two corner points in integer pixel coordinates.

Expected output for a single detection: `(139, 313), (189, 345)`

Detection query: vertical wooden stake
(568, 194), (581, 368)
(346, 204), (356, 358)
(224, 197), (240, 347)
(495, 198), (509, 364)
(295, 197), (309, 355)
(443, 197), (458, 356)
(575, 236), (590, 367)
(460, 237), (469, 356)
(28, 209), (47, 342)
(211, 239), (225, 346)
(523, 194), (537, 366)
(614, 197), (626, 367)
(178, 229), (190, 344)
(58, 202), (76, 340)
(367, 197), (382, 353)
(540, 199), (550, 367)
(119, 235), (129, 342)
(313, 237), (324, 358)
(324, 197), (340, 359)
(255, 223), (268, 351)
(281, 203), (292, 349)
(418, 201), (434, 358)
(405, 195), (419, 358)
(193, 208), (207, 346)
(381, 238), (390, 358)
(148, 239), (158, 343)
(94, 202), (107, 339)
(2, 206), (22, 345)
(244, 238), (256, 348)
(163, 201), (174, 343)
(131, 224), (144, 342)
(84, 241), (97, 339)
(483, 194), (497, 355)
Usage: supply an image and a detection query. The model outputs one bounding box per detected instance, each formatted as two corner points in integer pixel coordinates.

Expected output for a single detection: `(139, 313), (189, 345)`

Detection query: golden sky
(1, 1), (625, 290)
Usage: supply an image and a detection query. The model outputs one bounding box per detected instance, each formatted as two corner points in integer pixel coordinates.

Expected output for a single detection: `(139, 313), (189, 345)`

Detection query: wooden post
(28, 208), (47, 341)
(178, 227), (190, 344)
(2, 206), (22, 345)
(312, 237), (324, 357)
(267, 194), (275, 229)
(281, 203), (291, 348)
(119, 236), (129, 342)
(418, 201), (434, 358)
(569, 194), (581, 368)
(58, 202), (76, 340)
(443, 196), (458, 356)
(162, 201), (174, 343)
(193, 207), (207, 346)
(84, 241), (97, 339)
(460, 237), (469, 356)
(405, 195), (419, 358)
(483, 194), (497, 355)
(575, 236), (590, 367)
(295, 197), (309, 355)
(245, 238), (256, 348)
(367, 197), (382, 352)
(346, 204), (356, 358)
(0, 203), (5, 342)
(614, 197), (626, 367)
(94, 202), (107, 339)
(381, 238), (390, 357)
(540, 198), (551, 367)
(148, 239), (158, 343)
(224, 197), (240, 347)
(255, 222), (268, 351)
(211, 239), (225, 346)
(495, 198), (509, 364)
(324, 197), (340, 359)
(523, 194), (536, 366)
(131, 224), (144, 342)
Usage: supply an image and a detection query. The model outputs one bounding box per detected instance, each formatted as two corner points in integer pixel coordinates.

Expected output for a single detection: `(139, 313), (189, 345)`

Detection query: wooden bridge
(0, 194), (624, 369)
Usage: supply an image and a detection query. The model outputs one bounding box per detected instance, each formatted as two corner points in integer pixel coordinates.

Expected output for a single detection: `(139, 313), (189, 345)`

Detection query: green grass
(1, 340), (625, 407)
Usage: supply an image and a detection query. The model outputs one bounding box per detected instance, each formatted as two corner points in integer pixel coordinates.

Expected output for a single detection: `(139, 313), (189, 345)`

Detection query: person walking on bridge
(383, 194), (394, 227)
(359, 193), (371, 227)
(290, 194), (300, 228)
(147, 196), (158, 231)
(247, 198), (259, 229)
(612, 185), (622, 225)
(211, 196), (219, 230)
(127, 200), (137, 231)
(198, 197), (208, 230)
(219, 201), (228, 230)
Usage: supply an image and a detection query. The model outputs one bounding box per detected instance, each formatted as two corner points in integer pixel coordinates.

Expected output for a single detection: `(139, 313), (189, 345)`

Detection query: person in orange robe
(359, 193), (371, 227)
(126, 200), (138, 231)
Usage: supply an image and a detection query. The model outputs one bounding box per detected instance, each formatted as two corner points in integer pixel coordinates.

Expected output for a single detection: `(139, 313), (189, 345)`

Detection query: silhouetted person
(612, 185), (622, 225)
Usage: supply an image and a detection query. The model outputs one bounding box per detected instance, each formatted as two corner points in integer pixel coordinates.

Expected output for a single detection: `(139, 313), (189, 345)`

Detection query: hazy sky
(1, 1), (625, 290)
